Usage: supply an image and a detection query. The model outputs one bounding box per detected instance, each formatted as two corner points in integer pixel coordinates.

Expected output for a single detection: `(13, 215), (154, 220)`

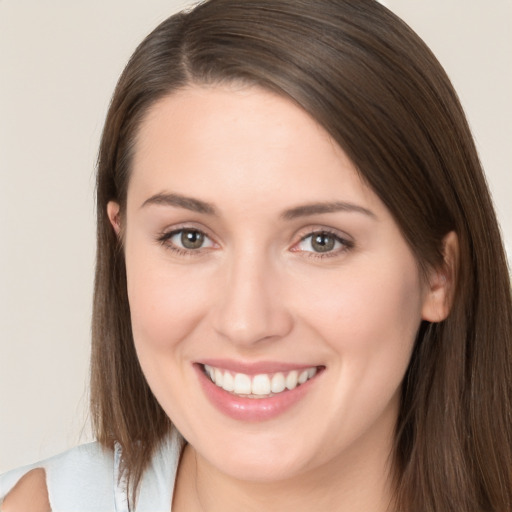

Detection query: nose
(212, 250), (293, 347)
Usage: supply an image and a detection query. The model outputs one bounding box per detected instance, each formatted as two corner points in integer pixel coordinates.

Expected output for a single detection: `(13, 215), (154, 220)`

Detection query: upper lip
(196, 358), (323, 375)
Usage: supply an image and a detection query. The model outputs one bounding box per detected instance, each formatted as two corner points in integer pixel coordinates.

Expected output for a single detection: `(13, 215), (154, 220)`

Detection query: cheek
(124, 242), (211, 354)
(298, 258), (423, 438)
(314, 257), (422, 340)
(297, 255), (424, 382)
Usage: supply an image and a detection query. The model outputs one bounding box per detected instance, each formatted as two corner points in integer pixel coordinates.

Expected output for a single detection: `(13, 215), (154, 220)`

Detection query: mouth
(195, 361), (324, 421)
(202, 364), (320, 399)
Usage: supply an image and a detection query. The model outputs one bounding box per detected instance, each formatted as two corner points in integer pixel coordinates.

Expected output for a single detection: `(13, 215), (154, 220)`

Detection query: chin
(191, 428), (320, 483)
(212, 452), (309, 483)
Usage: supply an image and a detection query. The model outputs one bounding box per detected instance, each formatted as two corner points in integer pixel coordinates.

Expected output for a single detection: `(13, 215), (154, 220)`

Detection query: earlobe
(107, 201), (122, 236)
(421, 231), (459, 323)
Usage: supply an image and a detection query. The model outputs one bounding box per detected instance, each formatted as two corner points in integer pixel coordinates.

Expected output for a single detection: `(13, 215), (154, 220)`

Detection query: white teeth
(286, 370), (298, 390)
(233, 373), (252, 394)
(204, 364), (319, 397)
(222, 372), (234, 392)
(298, 370), (309, 384)
(252, 374), (271, 395)
(214, 368), (223, 387)
(271, 373), (286, 393)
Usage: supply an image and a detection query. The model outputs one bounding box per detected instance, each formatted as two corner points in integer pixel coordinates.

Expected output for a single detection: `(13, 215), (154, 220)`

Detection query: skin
(1, 469), (50, 512)
(107, 85), (455, 512)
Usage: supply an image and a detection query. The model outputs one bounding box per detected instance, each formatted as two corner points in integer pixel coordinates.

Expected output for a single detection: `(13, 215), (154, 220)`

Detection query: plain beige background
(0, 0), (510, 472)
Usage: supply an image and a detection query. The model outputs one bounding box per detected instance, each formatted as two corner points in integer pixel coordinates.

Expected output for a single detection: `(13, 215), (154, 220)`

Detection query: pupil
(312, 233), (334, 252)
(181, 230), (204, 249)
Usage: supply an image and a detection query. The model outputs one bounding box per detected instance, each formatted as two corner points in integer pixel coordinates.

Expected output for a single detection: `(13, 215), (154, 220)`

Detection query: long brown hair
(91, 0), (512, 509)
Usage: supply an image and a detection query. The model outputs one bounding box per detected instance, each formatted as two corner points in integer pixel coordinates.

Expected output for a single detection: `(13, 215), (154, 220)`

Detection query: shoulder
(0, 442), (115, 512)
(0, 431), (184, 512)
(1, 468), (50, 512)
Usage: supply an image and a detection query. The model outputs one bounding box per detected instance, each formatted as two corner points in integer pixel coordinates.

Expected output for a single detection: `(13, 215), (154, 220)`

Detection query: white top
(0, 430), (184, 511)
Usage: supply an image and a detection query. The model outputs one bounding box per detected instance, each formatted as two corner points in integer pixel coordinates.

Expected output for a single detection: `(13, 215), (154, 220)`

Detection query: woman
(2, 0), (511, 510)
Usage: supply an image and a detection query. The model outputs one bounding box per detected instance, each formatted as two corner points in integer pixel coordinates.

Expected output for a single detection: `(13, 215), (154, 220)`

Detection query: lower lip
(195, 364), (321, 422)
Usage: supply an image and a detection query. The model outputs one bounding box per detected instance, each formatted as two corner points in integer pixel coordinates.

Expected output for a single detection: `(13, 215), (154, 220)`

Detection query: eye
(158, 228), (215, 252)
(176, 229), (208, 249)
(294, 230), (352, 255)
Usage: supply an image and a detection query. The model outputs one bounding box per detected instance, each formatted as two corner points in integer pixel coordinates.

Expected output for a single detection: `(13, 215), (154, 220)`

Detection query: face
(110, 85), (445, 483)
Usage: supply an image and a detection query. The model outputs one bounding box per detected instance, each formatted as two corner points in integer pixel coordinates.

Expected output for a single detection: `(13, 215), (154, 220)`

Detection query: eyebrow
(281, 201), (376, 220)
(141, 192), (217, 215)
(141, 192), (375, 220)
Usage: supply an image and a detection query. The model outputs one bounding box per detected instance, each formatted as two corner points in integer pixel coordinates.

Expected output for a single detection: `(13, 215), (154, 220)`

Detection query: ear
(107, 201), (122, 236)
(421, 231), (459, 323)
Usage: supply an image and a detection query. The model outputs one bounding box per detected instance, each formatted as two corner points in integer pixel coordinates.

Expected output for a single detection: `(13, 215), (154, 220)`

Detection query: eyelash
(293, 229), (354, 259)
(156, 227), (354, 259)
(157, 227), (216, 257)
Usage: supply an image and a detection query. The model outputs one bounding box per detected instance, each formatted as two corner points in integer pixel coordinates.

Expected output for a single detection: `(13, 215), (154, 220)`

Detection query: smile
(196, 361), (324, 421)
(203, 364), (319, 398)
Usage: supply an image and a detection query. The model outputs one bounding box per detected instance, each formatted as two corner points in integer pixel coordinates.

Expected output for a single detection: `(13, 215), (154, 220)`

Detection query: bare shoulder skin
(2, 468), (51, 512)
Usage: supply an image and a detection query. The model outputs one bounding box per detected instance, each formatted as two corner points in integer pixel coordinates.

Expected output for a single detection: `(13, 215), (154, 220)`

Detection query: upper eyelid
(291, 226), (355, 255)
(157, 227), (218, 256)
(294, 225), (353, 243)
(156, 226), (217, 249)
(300, 230), (345, 241)
(294, 232), (352, 249)
(159, 223), (216, 240)
(156, 223), (353, 248)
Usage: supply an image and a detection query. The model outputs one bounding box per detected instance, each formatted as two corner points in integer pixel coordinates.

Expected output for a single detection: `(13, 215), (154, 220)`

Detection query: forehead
(128, 84), (376, 214)
(133, 84), (339, 165)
